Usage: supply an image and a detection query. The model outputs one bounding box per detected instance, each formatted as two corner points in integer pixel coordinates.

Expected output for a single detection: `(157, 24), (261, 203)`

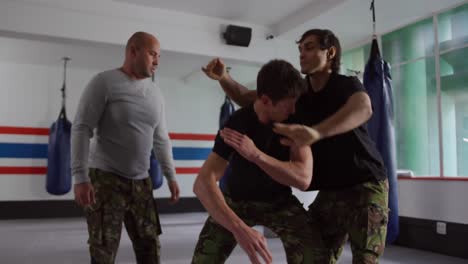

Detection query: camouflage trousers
(308, 179), (389, 264)
(191, 194), (327, 264)
(85, 168), (162, 264)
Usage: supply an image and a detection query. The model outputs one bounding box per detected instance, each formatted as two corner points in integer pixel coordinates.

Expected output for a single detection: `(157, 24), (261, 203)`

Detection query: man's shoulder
(227, 104), (253, 122)
(331, 73), (356, 83)
(232, 104), (253, 116)
(327, 73), (365, 96)
(96, 68), (121, 80)
(221, 104), (255, 134)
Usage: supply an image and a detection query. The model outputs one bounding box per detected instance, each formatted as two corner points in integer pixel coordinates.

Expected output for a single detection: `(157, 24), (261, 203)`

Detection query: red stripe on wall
(0, 166), (47, 174)
(0, 126), (215, 140)
(0, 126), (49, 136)
(175, 167), (201, 174)
(169, 133), (215, 141)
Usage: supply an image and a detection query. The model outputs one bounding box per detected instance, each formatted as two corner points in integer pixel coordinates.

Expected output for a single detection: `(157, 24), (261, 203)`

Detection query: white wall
(0, 0), (289, 64)
(0, 35), (223, 201)
(2, 34), (468, 227)
(0, 32), (305, 202)
(398, 180), (468, 224)
(0, 32), (313, 204)
(1, 0), (467, 228)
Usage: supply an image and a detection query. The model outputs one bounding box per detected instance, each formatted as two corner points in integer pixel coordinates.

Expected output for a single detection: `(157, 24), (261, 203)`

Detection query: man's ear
(327, 46), (337, 61)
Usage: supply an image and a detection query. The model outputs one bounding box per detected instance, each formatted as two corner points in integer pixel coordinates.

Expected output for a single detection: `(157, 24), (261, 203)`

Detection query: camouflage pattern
(308, 179), (389, 264)
(192, 195), (328, 264)
(85, 168), (162, 264)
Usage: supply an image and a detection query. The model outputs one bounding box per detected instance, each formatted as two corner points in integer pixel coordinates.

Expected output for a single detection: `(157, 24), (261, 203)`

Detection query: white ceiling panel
(115, 0), (315, 26)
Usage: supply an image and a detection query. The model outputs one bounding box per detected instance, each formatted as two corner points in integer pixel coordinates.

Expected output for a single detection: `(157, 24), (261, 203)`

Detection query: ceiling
(117, 0), (465, 49)
(116, 0), (317, 27)
(0, 29), (260, 88)
(112, 0), (466, 85)
(2, 0), (465, 87)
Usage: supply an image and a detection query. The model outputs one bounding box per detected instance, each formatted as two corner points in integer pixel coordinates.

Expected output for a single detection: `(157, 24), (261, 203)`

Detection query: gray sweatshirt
(71, 69), (176, 184)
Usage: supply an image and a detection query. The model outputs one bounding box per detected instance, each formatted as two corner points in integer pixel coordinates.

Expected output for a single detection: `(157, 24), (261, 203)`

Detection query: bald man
(72, 31), (180, 264)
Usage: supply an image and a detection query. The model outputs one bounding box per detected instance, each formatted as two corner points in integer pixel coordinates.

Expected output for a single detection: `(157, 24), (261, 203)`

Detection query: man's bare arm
(193, 152), (272, 264)
(219, 74), (257, 107)
(255, 144), (312, 191)
(202, 58), (257, 107)
(313, 91), (372, 138)
(273, 92), (373, 146)
(193, 153), (241, 231)
(220, 128), (312, 190)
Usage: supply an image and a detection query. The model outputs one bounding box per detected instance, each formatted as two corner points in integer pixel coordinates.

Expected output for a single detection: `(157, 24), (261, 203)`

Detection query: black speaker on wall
(223, 25), (252, 47)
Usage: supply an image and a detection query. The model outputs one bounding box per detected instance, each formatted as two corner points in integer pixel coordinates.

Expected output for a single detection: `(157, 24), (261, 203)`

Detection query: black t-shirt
(213, 105), (292, 202)
(295, 73), (387, 190)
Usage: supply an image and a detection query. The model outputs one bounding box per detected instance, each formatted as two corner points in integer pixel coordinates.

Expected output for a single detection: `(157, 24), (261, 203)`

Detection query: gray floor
(0, 213), (466, 264)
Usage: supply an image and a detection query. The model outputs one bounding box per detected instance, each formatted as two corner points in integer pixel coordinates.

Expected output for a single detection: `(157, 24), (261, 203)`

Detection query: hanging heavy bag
(148, 73), (164, 190)
(46, 58), (72, 195)
(219, 96), (235, 128)
(149, 151), (164, 189)
(219, 96), (235, 191)
(364, 2), (399, 243)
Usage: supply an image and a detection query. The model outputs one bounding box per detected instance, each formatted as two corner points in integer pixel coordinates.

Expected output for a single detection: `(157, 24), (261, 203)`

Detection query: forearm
(153, 139), (176, 182)
(194, 174), (245, 232)
(71, 124), (93, 184)
(219, 74), (257, 107)
(314, 92), (372, 138)
(254, 152), (311, 191)
(153, 99), (177, 182)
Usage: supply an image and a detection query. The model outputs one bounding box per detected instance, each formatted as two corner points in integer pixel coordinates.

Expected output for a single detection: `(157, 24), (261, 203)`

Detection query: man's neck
(120, 64), (140, 80)
(253, 101), (270, 124)
(308, 69), (332, 92)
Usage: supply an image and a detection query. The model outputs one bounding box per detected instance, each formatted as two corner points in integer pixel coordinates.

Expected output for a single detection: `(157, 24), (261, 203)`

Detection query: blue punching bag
(219, 96), (235, 191)
(364, 39), (399, 243)
(149, 73), (164, 190)
(149, 151), (163, 189)
(46, 58), (72, 195)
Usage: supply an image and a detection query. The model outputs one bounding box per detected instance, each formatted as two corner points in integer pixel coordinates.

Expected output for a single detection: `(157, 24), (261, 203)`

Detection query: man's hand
(74, 182), (95, 207)
(168, 180), (180, 204)
(273, 123), (322, 146)
(202, 58), (227, 81)
(220, 128), (260, 162)
(232, 224), (273, 264)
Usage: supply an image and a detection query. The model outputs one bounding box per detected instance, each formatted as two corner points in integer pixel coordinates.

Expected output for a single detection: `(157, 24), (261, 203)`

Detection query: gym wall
(0, 35), (223, 205)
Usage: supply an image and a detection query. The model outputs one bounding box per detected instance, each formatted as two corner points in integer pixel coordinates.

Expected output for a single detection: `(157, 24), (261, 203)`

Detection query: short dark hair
(297, 29), (342, 73)
(256, 59), (306, 103)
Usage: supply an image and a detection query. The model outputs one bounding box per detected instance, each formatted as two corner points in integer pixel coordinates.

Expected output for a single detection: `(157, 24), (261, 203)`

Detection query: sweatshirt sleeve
(152, 90), (177, 182)
(71, 74), (107, 184)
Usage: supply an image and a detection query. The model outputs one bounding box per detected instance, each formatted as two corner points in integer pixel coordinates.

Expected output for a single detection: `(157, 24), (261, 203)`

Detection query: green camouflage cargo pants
(308, 179), (389, 264)
(191, 194), (327, 264)
(85, 168), (162, 264)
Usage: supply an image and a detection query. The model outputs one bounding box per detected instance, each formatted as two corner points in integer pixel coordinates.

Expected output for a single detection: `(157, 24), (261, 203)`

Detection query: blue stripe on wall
(0, 143), (211, 161)
(172, 147), (211, 160)
(0, 143), (48, 158)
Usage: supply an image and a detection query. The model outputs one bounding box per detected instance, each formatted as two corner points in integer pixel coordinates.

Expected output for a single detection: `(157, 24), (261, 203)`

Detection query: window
(391, 58), (440, 176)
(381, 17), (439, 176)
(341, 43), (371, 79)
(343, 3), (468, 177)
(438, 4), (468, 177)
